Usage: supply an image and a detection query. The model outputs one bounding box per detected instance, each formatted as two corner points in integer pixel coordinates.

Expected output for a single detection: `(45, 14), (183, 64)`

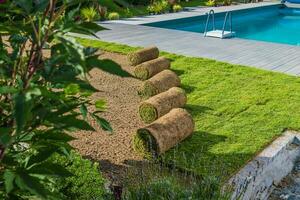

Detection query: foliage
(206, 0), (217, 6)
(99, 0), (207, 18)
(0, 1), (111, 199)
(173, 4), (183, 12)
(77, 38), (300, 182)
(223, 0), (232, 5)
(124, 0), (152, 5)
(81, 7), (100, 22)
(147, 0), (169, 14)
(179, 0), (207, 7)
(122, 160), (230, 200)
(53, 151), (111, 200)
(100, 0), (148, 18)
(108, 12), (120, 20)
(124, 177), (229, 200)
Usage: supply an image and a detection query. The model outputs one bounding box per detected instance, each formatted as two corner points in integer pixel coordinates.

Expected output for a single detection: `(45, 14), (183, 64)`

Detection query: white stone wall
(228, 131), (300, 200)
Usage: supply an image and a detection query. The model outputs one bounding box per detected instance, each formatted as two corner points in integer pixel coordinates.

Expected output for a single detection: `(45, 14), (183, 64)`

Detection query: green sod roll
(128, 46), (159, 66)
(133, 129), (158, 159)
(139, 87), (187, 123)
(134, 57), (170, 80)
(139, 70), (181, 99)
(133, 108), (194, 158)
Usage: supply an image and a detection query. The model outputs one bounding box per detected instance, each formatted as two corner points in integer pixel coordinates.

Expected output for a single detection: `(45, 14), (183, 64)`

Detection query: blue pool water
(145, 5), (300, 46)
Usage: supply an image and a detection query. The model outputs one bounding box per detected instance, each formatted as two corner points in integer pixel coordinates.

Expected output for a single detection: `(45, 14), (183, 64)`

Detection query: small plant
(147, 0), (169, 14)
(53, 151), (111, 199)
(206, 0), (217, 6)
(81, 7), (100, 22)
(108, 12), (120, 20)
(173, 4), (183, 12)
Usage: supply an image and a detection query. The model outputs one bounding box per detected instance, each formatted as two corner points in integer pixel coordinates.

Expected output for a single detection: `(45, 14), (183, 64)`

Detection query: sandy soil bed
(70, 51), (146, 184)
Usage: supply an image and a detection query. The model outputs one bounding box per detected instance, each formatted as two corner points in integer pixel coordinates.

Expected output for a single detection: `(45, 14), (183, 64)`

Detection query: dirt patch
(70, 51), (146, 184)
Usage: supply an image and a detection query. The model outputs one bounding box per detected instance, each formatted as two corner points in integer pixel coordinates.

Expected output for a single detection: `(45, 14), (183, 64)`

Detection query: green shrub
(0, 1), (112, 199)
(173, 4), (183, 12)
(81, 7), (100, 22)
(108, 12), (120, 20)
(147, 0), (169, 14)
(125, 0), (151, 5)
(206, 0), (217, 6)
(53, 151), (111, 200)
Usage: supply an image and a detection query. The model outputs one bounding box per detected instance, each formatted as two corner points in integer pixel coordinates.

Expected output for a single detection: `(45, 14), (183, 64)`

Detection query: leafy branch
(0, 0), (111, 199)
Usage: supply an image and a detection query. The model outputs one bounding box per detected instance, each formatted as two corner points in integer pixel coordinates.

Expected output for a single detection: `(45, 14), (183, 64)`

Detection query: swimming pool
(145, 5), (300, 46)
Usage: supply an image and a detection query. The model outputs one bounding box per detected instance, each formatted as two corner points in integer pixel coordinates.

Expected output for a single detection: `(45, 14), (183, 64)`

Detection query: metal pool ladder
(204, 10), (235, 39)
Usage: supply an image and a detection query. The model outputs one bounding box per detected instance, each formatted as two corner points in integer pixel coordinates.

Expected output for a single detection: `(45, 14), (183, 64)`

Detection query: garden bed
(76, 38), (300, 184)
(70, 51), (146, 184)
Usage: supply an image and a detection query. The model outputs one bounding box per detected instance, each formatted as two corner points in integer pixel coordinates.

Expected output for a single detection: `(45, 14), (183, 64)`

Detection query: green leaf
(28, 162), (73, 177)
(4, 170), (16, 193)
(34, 130), (75, 143)
(95, 99), (107, 111)
(15, 172), (49, 198)
(13, 0), (33, 13)
(47, 114), (95, 131)
(0, 128), (12, 146)
(13, 93), (25, 134)
(0, 86), (19, 94)
(17, 132), (35, 142)
(33, 0), (49, 12)
(64, 83), (80, 95)
(25, 87), (41, 100)
(27, 147), (57, 168)
(92, 114), (112, 132)
(80, 104), (88, 120)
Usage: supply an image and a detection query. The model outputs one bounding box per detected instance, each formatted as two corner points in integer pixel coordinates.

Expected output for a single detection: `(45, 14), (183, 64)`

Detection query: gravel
(70, 51), (146, 184)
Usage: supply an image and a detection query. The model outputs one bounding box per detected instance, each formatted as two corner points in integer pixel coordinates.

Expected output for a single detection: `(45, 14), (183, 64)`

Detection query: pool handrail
(204, 9), (216, 36)
(222, 11), (233, 36)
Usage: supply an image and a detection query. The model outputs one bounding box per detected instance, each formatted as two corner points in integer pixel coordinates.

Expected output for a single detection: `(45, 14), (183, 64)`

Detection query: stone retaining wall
(228, 131), (300, 200)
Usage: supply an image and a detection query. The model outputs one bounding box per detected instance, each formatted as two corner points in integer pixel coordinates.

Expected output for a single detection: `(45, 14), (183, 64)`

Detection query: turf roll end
(133, 129), (158, 159)
(139, 103), (158, 124)
(134, 108), (195, 156)
(134, 66), (149, 80)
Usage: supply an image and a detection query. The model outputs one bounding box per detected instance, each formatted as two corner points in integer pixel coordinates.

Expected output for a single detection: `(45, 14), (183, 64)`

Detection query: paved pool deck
(95, 2), (300, 76)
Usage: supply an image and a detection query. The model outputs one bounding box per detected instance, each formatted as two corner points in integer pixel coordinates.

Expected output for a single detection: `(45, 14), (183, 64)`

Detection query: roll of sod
(134, 57), (171, 80)
(139, 70), (181, 98)
(139, 87), (187, 123)
(128, 47), (159, 66)
(133, 108), (194, 158)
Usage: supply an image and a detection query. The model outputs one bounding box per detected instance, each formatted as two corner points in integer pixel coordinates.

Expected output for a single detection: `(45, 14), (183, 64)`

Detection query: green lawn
(78, 38), (300, 181)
